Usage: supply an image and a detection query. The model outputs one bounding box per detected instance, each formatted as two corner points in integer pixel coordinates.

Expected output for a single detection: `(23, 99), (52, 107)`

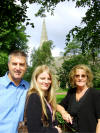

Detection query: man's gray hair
(8, 50), (28, 64)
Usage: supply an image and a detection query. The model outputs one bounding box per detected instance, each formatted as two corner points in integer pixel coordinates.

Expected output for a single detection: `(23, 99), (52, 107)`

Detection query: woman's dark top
(26, 93), (58, 133)
(60, 88), (100, 133)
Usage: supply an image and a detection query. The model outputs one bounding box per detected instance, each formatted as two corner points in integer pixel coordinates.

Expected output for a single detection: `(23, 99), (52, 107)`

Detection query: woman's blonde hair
(69, 64), (93, 88)
(28, 65), (57, 120)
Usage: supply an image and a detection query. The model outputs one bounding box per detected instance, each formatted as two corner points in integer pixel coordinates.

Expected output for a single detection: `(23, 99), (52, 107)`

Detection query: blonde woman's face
(74, 69), (88, 88)
(36, 71), (52, 91)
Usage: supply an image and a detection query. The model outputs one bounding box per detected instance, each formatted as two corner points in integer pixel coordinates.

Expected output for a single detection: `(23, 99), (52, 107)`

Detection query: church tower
(40, 19), (48, 47)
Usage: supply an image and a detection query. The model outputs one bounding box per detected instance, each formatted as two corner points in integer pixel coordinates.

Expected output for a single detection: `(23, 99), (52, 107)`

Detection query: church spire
(40, 19), (48, 47)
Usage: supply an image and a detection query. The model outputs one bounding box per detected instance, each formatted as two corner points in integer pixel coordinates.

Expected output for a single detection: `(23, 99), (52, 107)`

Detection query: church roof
(40, 19), (48, 47)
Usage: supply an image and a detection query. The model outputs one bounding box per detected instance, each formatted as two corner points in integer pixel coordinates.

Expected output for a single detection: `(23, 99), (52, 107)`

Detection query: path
(56, 92), (67, 95)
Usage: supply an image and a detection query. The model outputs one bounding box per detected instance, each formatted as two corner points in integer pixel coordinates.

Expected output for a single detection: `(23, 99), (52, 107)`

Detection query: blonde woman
(26, 65), (62, 133)
(57, 64), (100, 133)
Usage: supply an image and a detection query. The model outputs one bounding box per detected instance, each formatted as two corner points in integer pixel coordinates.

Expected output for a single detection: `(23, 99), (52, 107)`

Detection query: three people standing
(1, 51), (100, 133)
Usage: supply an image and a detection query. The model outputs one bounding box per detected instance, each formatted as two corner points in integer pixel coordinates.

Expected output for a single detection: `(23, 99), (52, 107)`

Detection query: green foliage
(56, 112), (76, 132)
(56, 94), (66, 103)
(0, 1), (29, 52)
(0, 1), (30, 73)
(1, 0), (99, 58)
(66, 0), (100, 62)
(0, 24), (29, 76)
(64, 38), (82, 56)
(0, 1), (29, 76)
(1, 0), (100, 83)
(56, 112), (65, 129)
(0, 24), (29, 53)
(31, 41), (54, 69)
(23, 66), (32, 82)
(24, 41), (54, 82)
(0, 52), (8, 76)
(90, 63), (100, 88)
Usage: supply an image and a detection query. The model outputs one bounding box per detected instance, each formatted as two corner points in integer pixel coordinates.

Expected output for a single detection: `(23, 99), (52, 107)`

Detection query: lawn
(56, 88), (67, 103)
(56, 88), (67, 93)
(56, 94), (66, 103)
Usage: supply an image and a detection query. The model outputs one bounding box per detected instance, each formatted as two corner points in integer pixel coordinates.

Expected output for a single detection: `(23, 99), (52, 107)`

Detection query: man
(0, 50), (29, 133)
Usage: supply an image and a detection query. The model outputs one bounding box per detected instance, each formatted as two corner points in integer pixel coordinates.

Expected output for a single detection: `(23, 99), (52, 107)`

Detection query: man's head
(8, 50), (27, 86)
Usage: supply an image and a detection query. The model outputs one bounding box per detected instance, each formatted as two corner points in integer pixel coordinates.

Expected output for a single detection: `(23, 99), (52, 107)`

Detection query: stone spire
(40, 19), (48, 47)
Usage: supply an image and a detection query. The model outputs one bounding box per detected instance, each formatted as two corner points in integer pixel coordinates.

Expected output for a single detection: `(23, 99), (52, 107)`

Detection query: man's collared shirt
(0, 73), (29, 133)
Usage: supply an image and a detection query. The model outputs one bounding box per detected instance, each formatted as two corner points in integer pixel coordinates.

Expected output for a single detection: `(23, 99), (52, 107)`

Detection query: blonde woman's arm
(57, 104), (73, 124)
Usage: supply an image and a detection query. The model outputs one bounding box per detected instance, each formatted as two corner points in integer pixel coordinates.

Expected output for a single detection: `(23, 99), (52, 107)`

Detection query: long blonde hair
(28, 65), (57, 120)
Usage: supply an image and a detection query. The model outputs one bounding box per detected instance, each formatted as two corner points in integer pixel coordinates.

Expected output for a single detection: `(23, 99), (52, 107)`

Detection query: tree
(64, 38), (82, 56)
(1, 0), (99, 56)
(66, 0), (100, 63)
(0, 24), (29, 53)
(31, 41), (54, 68)
(0, 52), (8, 76)
(0, 0), (33, 54)
(30, 0), (100, 63)
(0, 24), (29, 76)
(1, 0), (99, 54)
(1, 0), (100, 79)
(24, 41), (54, 82)
(0, 0), (31, 76)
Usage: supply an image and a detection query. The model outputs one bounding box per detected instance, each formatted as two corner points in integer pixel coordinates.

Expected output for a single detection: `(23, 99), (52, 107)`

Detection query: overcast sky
(25, 1), (88, 57)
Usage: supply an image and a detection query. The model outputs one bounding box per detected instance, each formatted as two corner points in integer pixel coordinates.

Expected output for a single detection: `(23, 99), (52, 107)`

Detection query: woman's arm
(57, 104), (73, 124)
(96, 119), (100, 133)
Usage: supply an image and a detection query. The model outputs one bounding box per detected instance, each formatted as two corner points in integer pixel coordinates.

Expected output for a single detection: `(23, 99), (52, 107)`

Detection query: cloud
(52, 47), (64, 57)
(26, 1), (88, 58)
(27, 39), (39, 65)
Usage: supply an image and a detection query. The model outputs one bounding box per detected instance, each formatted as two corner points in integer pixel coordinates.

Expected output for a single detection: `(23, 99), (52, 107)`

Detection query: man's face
(8, 55), (27, 85)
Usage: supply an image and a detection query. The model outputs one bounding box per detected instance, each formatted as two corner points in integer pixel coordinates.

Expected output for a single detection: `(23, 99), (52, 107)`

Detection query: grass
(96, 88), (100, 90)
(55, 88), (67, 103)
(56, 94), (66, 103)
(56, 88), (68, 93)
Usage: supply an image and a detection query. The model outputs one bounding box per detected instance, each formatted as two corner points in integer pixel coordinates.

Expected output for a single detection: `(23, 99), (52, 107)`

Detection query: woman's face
(36, 71), (52, 91)
(74, 69), (88, 88)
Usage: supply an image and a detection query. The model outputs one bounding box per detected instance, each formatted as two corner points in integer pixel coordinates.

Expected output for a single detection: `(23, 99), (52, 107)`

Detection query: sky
(25, 1), (88, 58)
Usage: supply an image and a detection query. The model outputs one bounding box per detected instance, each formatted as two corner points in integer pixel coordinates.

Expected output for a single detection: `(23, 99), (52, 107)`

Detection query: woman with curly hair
(57, 64), (100, 133)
